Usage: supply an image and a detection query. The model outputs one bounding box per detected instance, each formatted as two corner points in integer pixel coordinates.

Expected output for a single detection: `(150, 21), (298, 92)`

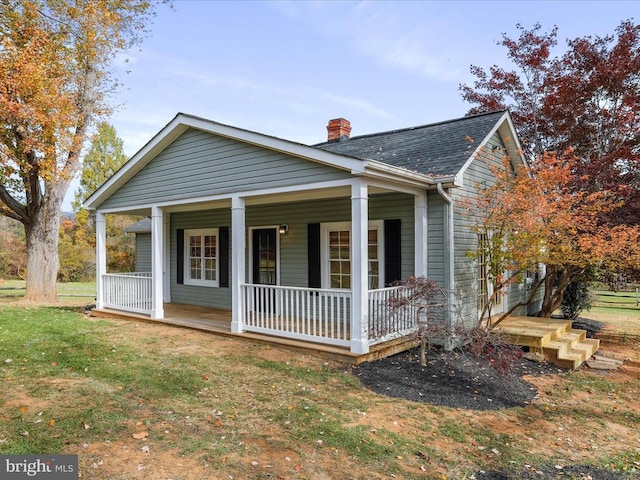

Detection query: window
(477, 232), (489, 312)
(321, 221), (383, 290)
(477, 231), (503, 314)
(184, 228), (218, 287)
(329, 229), (351, 288)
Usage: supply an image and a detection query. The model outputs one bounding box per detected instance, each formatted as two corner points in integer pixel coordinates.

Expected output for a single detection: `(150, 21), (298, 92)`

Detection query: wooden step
(494, 317), (572, 348)
(494, 317), (600, 369)
(542, 335), (600, 369)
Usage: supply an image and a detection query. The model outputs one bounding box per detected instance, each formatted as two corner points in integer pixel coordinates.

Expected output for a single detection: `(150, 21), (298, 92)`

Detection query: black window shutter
(307, 223), (321, 288)
(219, 227), (229, 288)
(176, 229), (184, 285)
(384, 219), (402, 285)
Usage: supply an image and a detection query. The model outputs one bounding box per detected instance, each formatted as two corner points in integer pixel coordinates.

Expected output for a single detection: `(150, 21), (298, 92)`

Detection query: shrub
(560, 279), (592, 320)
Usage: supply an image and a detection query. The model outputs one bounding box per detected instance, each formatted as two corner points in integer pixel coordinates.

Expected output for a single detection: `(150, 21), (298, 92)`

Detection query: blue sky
(66, 0), (637, 209)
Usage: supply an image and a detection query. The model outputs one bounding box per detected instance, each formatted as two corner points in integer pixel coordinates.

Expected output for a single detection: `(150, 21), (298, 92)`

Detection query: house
(84, 110), (530, 356)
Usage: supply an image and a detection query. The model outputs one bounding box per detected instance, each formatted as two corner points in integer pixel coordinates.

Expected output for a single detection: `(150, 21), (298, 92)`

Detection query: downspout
(436, 182), (456, 343)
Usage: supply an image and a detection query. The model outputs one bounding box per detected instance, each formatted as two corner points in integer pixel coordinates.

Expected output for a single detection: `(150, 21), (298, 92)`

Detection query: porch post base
(230, 321), (243, 334)
(149, 308), (164, 320)
(350, 339), (369, 355)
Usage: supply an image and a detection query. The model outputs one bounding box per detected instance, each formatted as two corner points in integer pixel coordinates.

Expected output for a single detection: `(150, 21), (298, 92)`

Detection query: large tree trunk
(538, 266), (576, 318)
(22, 182), (68, 303)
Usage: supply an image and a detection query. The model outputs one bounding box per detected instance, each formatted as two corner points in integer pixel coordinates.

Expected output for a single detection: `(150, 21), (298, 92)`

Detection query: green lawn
(592, 287), (640, 310)
(0, 280), (95, 300)
(0, 304), (638, 478)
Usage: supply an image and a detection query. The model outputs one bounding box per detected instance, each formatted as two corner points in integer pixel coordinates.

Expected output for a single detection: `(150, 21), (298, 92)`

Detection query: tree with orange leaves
(469, 151), (640, 325)
(0, 0), (166, 301)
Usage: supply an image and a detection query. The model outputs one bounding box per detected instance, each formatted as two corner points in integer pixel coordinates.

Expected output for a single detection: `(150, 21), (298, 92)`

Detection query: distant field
(0, 280), (95, 301)
(592, 287), (639, 310)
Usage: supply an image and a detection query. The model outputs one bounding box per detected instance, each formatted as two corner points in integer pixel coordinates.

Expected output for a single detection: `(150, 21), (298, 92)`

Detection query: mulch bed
(353, 317), (605, 411)
(352, 318), (633, 479)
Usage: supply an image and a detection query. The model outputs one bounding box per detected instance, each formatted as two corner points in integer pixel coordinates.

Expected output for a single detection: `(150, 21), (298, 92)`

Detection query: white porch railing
(241, 284), (417, 349)
(102, 272), (153, 315)
(368, 286), (418, 345)
(100, 277), (418, 350)
(241, 284), (351, 347)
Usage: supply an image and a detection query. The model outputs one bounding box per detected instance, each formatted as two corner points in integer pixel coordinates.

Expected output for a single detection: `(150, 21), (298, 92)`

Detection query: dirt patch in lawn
(3, 304), (639, 479)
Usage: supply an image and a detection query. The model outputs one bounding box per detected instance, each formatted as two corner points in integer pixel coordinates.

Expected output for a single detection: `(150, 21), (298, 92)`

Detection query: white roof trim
(455, 111), (526, 181)
(84, 113), (377, 209)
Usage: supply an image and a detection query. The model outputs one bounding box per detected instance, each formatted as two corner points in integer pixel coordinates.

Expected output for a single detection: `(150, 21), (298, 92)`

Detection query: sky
(65, 0), (637, 210)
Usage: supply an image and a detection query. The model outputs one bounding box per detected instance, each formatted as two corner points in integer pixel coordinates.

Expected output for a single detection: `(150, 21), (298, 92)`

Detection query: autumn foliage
(0, 0), (163, 301)
(469, 151), (640, 322)
(460, 20), (640, 227)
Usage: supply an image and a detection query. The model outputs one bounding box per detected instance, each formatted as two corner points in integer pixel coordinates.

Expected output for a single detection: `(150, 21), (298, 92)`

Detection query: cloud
(129, 49), (394, 120)
(270, 1), (468, 82)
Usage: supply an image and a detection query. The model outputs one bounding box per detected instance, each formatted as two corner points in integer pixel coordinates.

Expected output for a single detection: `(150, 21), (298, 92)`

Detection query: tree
(460, 21), (640, 310)
(73, 121), (128, 214)
(58, 215), (94, 282)
(560, 277), (593, 321)
(0, 216), (26, 279)
(386, 276), (523, 375)
(0, 0), (163, 302)
(467, 151), (640, 323)
(385, 277), (447, 366)
(68, 121), (137, 276)
(460, 21), (640, 226)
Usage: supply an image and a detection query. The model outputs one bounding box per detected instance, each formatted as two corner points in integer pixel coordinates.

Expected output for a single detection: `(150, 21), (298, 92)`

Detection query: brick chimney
(326, 118), (351, 142)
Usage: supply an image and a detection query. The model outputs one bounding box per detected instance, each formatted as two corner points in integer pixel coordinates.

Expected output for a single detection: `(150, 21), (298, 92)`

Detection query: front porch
(91, 301), (420, 365)
(96, 273), (419, 358)
(91, 300), (600, 368)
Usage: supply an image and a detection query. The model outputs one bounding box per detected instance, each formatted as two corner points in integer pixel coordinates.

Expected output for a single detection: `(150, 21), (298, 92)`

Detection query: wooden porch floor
(90, 306), (598, 368)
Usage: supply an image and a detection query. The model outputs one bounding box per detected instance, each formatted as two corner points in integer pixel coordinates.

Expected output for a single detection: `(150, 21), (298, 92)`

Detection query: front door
(252, 228), (278, 286)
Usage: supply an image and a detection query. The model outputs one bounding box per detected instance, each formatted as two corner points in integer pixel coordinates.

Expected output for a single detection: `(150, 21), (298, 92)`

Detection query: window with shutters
(320, 221), (383, 290)
(184, 228), (219, 287)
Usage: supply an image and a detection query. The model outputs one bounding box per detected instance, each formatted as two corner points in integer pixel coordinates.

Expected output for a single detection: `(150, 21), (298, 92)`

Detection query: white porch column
(150, 206), (164, 319)
(350, 179), (369, 354)
(231, 196), (246, 333)
(95, 212), (106, 309)
(414, 193), (428, 278)
(162, 213), (171, 302)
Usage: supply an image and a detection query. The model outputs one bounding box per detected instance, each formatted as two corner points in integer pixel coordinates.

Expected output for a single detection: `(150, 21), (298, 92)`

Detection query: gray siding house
(85, 111), (528, 354)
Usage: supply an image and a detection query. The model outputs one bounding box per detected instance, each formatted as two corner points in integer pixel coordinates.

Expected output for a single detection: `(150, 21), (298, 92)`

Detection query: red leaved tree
(460, 20), (640, 227)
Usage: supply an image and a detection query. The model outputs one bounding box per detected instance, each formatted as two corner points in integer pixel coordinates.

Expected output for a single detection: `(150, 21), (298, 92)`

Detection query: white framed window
(477, 231), (504, 315)
(184, 228), (219, 287)
(321, 221), (384, 290)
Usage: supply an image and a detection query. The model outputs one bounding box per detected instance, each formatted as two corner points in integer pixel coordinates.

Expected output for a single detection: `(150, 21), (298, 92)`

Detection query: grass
(0, 306), (417, 477)
(592, 287), (640, 310)
(0, 303), (638, 479)
(0, 280), (95, 301)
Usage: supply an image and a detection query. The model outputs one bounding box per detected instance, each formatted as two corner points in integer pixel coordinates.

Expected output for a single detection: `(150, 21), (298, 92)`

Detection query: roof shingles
(314, 110), (505, 177)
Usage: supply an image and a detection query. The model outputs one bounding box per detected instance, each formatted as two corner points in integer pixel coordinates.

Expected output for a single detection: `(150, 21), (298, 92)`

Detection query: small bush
(561, 279), (592, 320)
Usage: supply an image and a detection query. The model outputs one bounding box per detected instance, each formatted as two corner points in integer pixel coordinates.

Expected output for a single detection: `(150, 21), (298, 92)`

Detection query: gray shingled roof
(124, 217), (151, 234)
(314, 110), (506, 177)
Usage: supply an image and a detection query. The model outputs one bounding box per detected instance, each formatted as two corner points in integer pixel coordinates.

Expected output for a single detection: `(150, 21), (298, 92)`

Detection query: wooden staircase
(494, 316), (600, 369)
